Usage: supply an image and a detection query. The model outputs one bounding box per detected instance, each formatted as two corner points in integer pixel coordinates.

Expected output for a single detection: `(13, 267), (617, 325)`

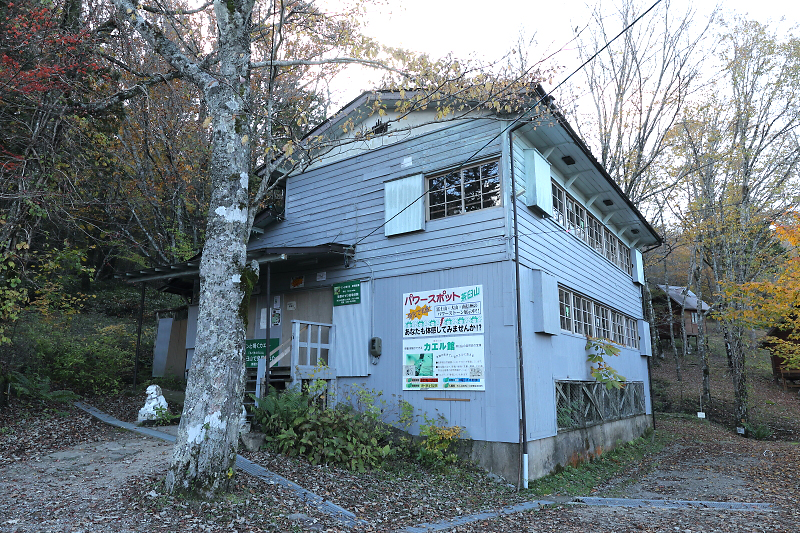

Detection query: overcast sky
(326, 0), (798, 108)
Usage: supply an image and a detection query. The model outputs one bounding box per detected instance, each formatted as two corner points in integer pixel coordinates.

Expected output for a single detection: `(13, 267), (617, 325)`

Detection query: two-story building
(130, 89), (661, 484)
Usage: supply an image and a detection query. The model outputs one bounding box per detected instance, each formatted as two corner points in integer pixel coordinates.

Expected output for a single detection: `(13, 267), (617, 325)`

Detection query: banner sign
(402, 285), (483, 338)
(245, 338), (279, 368)
(333, 280), (361, 306)
(402, 335), (485, 390)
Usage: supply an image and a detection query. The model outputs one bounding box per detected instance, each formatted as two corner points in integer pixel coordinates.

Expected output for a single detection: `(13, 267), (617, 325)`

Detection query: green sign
(245, 338), (279, 368)
(333, 280), (361, 306)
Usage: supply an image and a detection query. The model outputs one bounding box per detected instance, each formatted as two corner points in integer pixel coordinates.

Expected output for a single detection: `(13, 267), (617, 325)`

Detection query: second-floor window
(428, 160), (500, 220)
(552, 180), (633, 276)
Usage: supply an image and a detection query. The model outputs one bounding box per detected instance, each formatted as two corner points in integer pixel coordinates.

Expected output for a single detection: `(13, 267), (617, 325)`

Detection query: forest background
(1, 0), (800, 494)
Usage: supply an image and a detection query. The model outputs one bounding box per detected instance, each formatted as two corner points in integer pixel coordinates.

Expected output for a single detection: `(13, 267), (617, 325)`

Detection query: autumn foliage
(721, 215), (800, 369)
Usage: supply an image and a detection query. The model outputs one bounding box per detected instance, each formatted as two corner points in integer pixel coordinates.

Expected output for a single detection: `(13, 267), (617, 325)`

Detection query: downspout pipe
(263, 262), (271, 398)
(133, 282), (146, 390)
(509, 123), (528, 490)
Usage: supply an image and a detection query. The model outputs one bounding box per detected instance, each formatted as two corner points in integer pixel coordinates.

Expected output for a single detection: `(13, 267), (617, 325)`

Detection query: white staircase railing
(290, 320), (336, 382)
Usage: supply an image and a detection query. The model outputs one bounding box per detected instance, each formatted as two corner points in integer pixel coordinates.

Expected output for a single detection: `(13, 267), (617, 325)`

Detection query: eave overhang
(116, 243), (352, 284)
(512, 90), (661, 248)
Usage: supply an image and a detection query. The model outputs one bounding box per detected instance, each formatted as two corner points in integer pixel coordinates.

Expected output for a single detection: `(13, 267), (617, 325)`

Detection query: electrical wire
(352, 0), (664, 247)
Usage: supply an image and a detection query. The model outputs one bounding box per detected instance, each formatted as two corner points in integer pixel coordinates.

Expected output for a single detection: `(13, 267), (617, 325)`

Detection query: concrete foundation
(461, 414), (653, 484)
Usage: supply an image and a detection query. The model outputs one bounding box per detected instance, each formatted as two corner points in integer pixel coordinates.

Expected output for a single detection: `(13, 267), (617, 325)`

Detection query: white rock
(137, 385), (169, 423)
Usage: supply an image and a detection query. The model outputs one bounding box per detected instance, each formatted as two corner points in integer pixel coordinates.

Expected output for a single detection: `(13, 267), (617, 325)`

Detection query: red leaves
(0, 3), (108, 98)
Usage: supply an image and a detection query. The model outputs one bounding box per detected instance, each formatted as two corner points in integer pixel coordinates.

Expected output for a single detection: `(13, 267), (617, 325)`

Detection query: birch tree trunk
(161, 0), (256, 496)
(109, 0), (259, 495)
(691, 245), (711, 410)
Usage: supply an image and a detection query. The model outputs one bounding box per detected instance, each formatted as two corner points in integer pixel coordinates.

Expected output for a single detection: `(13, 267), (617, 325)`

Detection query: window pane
(552, 183), (565, 226)
(428, 177), (445, 207)
(429, 204), (445, 220)
(444, 172), (462, 203)
(481, 167), (500, 207)
(463, 166), (480, 184)
(446, 202), (463, 216)
(427, 160), (499, 219)
(559, 288), (572, 331)
(463, 167), (482, 211)
(464, 196), (482, 212)
(481, 161), (499, 180)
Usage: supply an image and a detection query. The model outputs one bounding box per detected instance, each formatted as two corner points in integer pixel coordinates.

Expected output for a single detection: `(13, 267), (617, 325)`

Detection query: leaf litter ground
(1, 392), (799, 532)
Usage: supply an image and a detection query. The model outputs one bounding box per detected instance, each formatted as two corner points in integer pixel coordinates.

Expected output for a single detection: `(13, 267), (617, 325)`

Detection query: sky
(327, 0), (799, 108)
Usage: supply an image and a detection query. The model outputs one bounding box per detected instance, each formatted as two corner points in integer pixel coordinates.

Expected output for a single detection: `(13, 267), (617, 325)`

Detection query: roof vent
(603, 199), (614, 206)
(371, 119), (389, 135)
(562, 155), (576, 165)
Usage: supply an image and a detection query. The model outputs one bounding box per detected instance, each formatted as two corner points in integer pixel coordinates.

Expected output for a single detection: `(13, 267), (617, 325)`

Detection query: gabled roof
(253, 88), (661, 247)
(657, 285), (711, 312)
(305, 89), (660, 247)
(512, 86), (660, 247)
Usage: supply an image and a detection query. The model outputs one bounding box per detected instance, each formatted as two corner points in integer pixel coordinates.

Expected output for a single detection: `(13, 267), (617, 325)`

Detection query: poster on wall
(402, 335), (485, 390)
(333, 280), (361, 306)
(402, 285), (483, 338)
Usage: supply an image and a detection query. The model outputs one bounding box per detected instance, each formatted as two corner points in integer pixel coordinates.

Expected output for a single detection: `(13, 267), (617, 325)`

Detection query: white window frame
(594, 303), (611, 340)
(427, 159), (501, 220)
(573, 294), (593, 337)
(559, 288), (573, 332)
(552, 183), (566, 227)
(559, 285), (640, 347)
(625, 318), (639, 349)
(551, 180), (635, 278)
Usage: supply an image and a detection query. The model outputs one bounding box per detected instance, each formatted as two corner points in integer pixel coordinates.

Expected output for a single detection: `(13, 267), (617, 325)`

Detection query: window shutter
(638, 320), (652, 356)
(524, 148), (552, 216)
(532, 270), (559, 334)
(631, 248), (645, 285)
(384, 174), (425, 236)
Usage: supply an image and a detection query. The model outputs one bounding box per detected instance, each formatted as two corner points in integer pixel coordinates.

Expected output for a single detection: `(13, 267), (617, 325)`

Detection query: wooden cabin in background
(653, 285), (710, 345)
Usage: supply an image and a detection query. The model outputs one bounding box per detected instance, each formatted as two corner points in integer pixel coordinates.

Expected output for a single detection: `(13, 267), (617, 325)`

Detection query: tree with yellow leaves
(723, 216), (800, 370)
(670, 19), (800, 425)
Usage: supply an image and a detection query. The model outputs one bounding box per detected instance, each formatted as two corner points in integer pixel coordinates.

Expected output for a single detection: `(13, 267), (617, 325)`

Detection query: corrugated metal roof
(657, 285), (711, 312)
(116, 243), (352, 283)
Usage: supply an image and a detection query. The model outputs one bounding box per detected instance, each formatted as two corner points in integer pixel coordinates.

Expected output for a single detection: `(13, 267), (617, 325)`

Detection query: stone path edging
(574, 496), (772, 511)
(396, 500), (556, 532)
(74, 402), (367, 527)
(75, 402), (774, 532)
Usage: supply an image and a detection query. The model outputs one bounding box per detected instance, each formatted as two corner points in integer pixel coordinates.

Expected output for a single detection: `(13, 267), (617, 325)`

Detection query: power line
(353, 0), (664, 247)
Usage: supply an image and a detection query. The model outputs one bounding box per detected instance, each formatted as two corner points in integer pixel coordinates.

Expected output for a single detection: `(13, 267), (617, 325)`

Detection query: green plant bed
(251, 383), (467, 473)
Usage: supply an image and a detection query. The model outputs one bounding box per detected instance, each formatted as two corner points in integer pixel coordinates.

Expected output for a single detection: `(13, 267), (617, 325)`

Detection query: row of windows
(427, 160), (501, 220)
(552, 182), (632, 276)
(559, 287), (639, 349)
